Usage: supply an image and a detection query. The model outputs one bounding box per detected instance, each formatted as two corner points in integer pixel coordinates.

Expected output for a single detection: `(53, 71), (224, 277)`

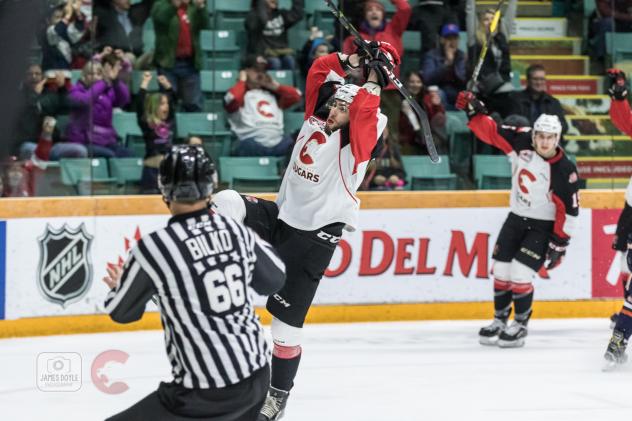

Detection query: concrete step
(476, 1), (553, 17)
(512, 55), (589, 75)
(510, 37), (582, 55)
(513, 17), (568, 38)
(518, 75), (603, 94)
(556, 94), (610, 115)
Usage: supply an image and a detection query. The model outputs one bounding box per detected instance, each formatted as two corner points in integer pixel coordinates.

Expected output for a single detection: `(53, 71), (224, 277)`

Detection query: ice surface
(0, 319), (630, 421)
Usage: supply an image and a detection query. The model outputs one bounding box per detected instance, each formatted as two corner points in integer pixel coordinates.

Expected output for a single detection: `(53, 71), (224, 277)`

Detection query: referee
(102, 145), (286, 421)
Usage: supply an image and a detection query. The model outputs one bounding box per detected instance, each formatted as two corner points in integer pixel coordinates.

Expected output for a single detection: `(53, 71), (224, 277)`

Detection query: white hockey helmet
(532, 114), (562, 146)
(334, 83), (360, 105)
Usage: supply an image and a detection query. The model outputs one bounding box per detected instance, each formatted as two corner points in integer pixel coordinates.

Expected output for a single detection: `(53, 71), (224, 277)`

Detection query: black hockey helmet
(159, 145), (216, 203)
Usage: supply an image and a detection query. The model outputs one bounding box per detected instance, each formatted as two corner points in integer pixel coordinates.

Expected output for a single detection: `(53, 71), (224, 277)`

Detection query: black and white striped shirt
(104, 208), (286, 389)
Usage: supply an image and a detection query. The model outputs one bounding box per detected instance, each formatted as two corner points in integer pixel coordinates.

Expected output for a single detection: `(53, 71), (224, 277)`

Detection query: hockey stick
(467, 0), (505, 91)
(324, 0), (440, 163)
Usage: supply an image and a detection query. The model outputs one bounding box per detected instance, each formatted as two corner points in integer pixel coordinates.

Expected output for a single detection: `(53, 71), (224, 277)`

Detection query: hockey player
(603, 68), (632, 367)
(213, 42), (396, 420)
(103, 145), (286, 420)
(456, 91), (580, 348)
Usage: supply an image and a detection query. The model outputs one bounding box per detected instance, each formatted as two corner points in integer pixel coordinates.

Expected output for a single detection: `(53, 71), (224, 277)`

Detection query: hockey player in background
(457, 91), (580, 348)
(604, 68), (632, 368)
(102, 145), (286, 420)
(213, 42), (395, 420)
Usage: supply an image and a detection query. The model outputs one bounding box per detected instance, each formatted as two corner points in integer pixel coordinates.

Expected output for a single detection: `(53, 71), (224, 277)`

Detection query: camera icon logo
(37, 353), (81, 392)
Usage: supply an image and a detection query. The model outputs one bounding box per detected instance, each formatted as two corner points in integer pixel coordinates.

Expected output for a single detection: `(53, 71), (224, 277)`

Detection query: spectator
(93, 45), (134, 84)
(245, 0), (304, 70)
(32, 116), (88, 164)
(363, 127), (406, 190)
(299, 26), (335, 78)
(224, 63), (301, 156)
(152, 0), (210, 112)
(39, 1), (88, 71)
(342, 0), (411, 147)
(66, 57), (132, 158)
(137, 71), (175, 193)
(399, 71), (448, 155)
(421, 23), (467, 109)
(13, 65), (71, 159)
(2, 157), (31, 197)
(466, 0), (517, 114)
(408, 0), (459, 53)
(589, 0), (632, 63)
(94, 0), (152, 61)
(509, 64), (568, 136)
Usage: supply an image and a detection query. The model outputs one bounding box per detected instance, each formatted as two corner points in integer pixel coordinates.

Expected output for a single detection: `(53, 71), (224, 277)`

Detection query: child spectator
(94, 46), (133, 84)
(363, 127), (406, 191)
(246, 0), (304, 70)
(224, 61), (301, 156)
(66, 57), (132, 158)
(421, 23), (467, 109)
(137, 71), (176, 193)
(152, 0), (210, 112)
(299, 27), (334, 78)
(39, 1), (88, 71)
(342, 0), (411, 147)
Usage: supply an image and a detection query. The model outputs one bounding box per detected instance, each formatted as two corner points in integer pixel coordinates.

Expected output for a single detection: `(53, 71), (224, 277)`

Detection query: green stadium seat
(175, 112), (231, 139)
(109, 157), (143, 186)
(131, 70), (159, 93)
(212, 0), (250, 12)
(445, 111), (472, 177)
(70, 70), (82, 84)
(284, 111), (305, 135)
(218, 156), (283, 185)
(403, 31), (421, 52)
(112, 112), (142, 142)
(142, 28), (155, 53)
(200, 30), (239, 52)
(268, 70), (294, 86)
(473, 155), (512, 189)
(401, 155), (456, 190)
(481, 175), (512, 189)
(55, 115), (70, 136)
(60, 158), (117, 195)
(200, 70), (239, 93)
(203, 97), (225, 113)
(287, 28), (311, 51)
(305, 2), (330, 14)
(232, 176), (282, 192)
(127, 138), (146, 158)
(410, 175), (457, 190)
(202, 137), (233, 160)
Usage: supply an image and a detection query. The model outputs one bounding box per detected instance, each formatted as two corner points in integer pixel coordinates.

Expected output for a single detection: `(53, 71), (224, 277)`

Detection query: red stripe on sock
(621, 308), (632, 318)
(494, 279), (512, 291)
(273, 344), (302, 359)
(511, 283), (534, 294)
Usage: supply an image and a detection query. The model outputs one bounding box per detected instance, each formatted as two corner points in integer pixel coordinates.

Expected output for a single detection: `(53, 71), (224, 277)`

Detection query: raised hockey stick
(324, 0), (440, 163)
(467, 0), (505, 91)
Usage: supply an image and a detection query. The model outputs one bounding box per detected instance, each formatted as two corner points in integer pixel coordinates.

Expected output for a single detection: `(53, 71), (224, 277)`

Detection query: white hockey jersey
(276, 53), (387, 232)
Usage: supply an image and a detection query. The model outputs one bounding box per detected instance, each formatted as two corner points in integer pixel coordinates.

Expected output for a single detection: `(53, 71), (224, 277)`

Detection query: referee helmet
(159, 145), (216, 203)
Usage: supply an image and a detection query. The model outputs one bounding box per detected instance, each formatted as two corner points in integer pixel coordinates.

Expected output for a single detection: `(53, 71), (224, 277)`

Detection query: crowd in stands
(5, 0), (631, 196)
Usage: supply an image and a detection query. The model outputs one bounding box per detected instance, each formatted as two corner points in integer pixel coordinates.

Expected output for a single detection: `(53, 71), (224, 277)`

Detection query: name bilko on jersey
(116, 212), (271, 389)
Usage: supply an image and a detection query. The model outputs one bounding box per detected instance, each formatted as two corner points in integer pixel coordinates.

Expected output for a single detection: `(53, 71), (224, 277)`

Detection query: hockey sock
(512, 283), (534, 323)
(271, 344), (302, 392)
(493, 279), (513, 320)
(616, 300), (632, 340)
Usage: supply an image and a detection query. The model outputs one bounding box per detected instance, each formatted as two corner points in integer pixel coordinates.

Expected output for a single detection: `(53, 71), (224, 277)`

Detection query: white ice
(0, 319), (630, 421)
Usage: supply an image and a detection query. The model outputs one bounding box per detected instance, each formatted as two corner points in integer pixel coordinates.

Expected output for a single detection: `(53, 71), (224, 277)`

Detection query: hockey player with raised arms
(603, 68), (632, 368)
(456, 90), (580, 348)
(213, 41), (395, 420)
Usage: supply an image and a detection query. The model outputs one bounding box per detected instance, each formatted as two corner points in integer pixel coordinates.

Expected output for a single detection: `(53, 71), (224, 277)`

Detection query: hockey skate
(258, 386), (289, 421)
(479, 318), (507, 346)
(603, 329), (629, 371)
(497, 320), (528, 348)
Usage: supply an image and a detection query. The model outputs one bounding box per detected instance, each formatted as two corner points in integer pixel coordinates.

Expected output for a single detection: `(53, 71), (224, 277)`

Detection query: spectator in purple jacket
(66, 55), (132, 158)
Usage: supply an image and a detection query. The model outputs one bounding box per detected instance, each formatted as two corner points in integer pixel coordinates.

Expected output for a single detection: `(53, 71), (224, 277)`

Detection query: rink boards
(0, 191), (625, 336)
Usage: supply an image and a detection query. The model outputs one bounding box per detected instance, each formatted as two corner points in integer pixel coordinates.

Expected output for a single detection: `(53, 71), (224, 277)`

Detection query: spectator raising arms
(66, 57), (132, 158)
(399, 71), (447, 155)
(246, 0), (304, 70)
(421, 23), (466, 109)
(39, 1), (87, 71)
(94, 0), (153, 61)
(342, 0), (411, 147)
(299, 26), (334, 78)
(224, 61), (301, 156)
(466, 0), (517, 113)
(152, 0), (210, 112)
(137, 71), (176, 193)
(408, 0), (459, 54)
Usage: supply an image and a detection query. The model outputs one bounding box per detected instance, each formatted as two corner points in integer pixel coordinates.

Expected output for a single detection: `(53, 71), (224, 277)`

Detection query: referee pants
(105, 365), (270, 421)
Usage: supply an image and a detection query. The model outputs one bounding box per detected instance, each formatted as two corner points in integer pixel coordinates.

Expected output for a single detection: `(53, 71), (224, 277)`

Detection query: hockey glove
(607, 68), (628, 100)
(455, 91), (488, 118)
(544, 237), (568, 270)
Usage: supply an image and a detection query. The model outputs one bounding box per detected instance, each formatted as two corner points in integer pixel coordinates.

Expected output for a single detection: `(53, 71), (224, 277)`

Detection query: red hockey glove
(607, 68), (628, 100)
(544, 237), (568, 270)
(456, 91), (487, 117)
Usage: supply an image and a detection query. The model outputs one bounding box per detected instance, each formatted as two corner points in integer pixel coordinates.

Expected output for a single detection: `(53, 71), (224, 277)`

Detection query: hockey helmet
(333, 83), (360, 105)
(532, 114), (562, 145)
(159, 145), (216, 203)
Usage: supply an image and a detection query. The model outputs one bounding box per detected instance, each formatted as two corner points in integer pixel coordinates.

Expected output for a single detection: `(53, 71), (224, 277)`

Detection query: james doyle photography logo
(37, 223), (93, 307)
(36, 352), (82, 392)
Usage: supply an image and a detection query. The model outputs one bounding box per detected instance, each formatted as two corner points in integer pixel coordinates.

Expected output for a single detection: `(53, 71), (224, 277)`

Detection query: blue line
(0, 221), (6, 320)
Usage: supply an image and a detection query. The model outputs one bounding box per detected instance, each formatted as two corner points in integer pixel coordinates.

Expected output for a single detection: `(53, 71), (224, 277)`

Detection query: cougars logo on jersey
(293, 132), (326, 183)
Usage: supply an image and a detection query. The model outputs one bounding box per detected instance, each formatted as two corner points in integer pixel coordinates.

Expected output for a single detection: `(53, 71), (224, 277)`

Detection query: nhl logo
(37, 223), (94, 307)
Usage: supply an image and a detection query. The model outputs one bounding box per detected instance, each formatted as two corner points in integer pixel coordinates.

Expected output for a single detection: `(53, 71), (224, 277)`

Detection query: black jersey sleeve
(549, 156), (580, 241)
